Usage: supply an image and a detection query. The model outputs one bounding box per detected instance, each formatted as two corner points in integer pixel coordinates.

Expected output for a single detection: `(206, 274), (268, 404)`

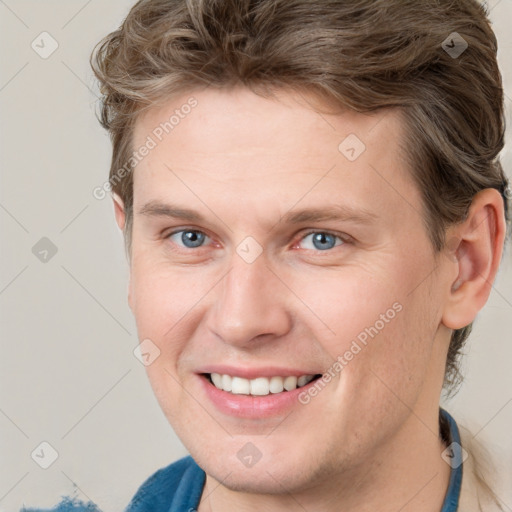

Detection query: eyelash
(297, 230), (349, 250)
(166, 228), (350, 252)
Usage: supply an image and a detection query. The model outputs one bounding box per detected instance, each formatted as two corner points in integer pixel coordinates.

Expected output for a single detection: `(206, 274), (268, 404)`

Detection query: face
(124, 86), (452, 495)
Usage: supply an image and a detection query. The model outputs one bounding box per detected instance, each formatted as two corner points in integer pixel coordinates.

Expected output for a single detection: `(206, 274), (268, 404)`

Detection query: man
(90, 0), (510, 510)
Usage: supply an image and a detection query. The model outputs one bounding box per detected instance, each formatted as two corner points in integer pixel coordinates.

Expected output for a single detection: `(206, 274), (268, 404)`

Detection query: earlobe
(442, 189), (506, 330)
(112, 193), (126, 231)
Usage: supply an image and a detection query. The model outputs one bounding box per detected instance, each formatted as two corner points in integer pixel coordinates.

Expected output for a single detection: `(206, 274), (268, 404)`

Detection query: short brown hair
(90, 0), (510, 392)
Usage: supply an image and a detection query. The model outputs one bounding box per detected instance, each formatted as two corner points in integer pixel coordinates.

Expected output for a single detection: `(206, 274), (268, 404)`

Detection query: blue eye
(169, 230), (209, 248)
(167, 229), (345, 252)
(300, 232), (344, 251)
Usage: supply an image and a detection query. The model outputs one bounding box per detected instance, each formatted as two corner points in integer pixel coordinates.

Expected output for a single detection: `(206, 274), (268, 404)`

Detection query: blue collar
(440, 408), (463, 511)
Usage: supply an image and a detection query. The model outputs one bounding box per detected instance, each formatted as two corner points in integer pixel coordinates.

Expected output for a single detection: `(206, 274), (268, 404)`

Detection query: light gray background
(0, 1), (511, 511)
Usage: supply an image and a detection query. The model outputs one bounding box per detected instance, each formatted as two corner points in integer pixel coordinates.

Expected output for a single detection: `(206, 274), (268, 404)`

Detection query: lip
(195, 365), (320, 380)
(196, 371), (322, 419)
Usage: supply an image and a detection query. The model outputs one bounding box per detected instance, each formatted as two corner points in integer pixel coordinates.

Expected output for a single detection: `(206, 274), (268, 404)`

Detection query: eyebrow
(137, 201), (379, 226)
(281, 205), (378, 225)
(138, 202), (203, 222)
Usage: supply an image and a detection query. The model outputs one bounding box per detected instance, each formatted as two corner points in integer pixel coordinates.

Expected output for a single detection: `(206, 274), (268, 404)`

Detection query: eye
(298, 231), (345, 251)
(168, 229), (210, 249)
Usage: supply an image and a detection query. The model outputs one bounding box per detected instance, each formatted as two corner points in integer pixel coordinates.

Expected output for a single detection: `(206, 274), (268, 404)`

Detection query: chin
(192, 441), (327, 496)
(207, 463), (313, 495)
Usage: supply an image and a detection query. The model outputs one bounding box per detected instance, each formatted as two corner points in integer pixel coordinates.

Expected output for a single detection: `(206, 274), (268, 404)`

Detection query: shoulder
(125, 455), (205, 512)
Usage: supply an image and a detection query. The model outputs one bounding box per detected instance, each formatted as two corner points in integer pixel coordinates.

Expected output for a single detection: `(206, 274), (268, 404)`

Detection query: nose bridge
(208, 253), (291, 345)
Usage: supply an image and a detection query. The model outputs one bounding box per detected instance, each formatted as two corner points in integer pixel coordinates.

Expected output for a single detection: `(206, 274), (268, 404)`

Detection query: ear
(112, 193), (126, 231)
(442, 188), (506, 330)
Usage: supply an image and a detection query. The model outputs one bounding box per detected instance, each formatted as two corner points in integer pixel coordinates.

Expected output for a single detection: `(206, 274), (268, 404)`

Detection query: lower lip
(198, 375), (320, 419)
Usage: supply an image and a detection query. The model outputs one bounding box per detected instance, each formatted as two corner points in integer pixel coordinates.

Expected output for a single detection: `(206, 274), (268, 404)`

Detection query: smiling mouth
(203, 373), (323, 396)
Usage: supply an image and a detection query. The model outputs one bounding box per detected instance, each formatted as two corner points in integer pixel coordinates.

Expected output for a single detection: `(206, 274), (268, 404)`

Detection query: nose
(206, 255), (293, 347)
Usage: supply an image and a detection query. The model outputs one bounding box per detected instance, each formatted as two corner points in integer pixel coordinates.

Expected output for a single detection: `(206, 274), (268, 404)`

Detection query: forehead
(133, 86), (404, 161)
(131, 86), (421, 227)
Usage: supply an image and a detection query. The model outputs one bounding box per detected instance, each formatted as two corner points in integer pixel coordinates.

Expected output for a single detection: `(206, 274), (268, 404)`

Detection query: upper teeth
(209, 373), (316, 395)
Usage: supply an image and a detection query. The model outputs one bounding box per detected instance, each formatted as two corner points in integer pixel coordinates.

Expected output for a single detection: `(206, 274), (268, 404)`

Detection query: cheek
(291, 265), (402, 352)
(129, 256), (218, 404)
(315, 257), (437, 399)
(130, 253), (207, 334)
(333, 281), (437, 420)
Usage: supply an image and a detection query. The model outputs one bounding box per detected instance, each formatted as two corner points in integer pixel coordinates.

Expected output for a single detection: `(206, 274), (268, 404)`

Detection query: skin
(113, 85), (506, 511)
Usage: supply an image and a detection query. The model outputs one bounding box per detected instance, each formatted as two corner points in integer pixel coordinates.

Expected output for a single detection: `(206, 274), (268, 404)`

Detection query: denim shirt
(23, 409), (462, 512)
